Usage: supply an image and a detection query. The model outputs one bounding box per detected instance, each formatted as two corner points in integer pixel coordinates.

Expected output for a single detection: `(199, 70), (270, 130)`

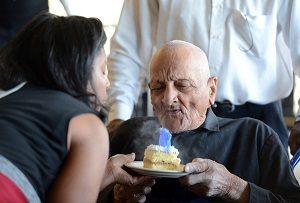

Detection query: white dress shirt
(107, 0), (300, 121)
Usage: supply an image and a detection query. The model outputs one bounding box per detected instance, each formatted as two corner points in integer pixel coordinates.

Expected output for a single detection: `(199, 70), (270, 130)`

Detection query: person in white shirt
(106, 0), (300, 153)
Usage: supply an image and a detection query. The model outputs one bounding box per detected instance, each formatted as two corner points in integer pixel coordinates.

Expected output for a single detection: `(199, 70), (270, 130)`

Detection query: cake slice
(143, 128), (181, 170)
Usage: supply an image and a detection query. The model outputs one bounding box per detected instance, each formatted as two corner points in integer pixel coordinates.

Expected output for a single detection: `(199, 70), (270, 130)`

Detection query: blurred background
(50, 0), (299, 131)
(49, 0), (124, 55)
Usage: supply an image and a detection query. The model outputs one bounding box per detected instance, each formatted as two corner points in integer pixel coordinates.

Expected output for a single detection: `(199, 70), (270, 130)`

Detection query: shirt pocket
(225, 2), (276, 57)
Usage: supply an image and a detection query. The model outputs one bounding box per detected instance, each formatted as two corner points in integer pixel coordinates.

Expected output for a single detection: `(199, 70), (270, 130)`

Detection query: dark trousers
(212, 100), (288, 150)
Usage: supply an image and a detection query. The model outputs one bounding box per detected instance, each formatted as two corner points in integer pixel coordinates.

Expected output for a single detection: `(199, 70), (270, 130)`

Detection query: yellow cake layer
(144, 149), (179, 162)
(143, 159), (180, 170)
(143, 145), (181, 170)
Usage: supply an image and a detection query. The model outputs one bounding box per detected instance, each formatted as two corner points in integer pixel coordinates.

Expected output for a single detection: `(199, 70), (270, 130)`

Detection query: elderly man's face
(149, 45), (216, 133)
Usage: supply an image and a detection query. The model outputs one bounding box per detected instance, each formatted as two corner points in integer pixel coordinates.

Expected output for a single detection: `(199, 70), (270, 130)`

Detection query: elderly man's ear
(208, 76), (218, 105)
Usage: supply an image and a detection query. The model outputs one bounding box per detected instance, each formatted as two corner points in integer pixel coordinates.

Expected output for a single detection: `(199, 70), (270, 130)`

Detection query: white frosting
(146, 144), (179, 154)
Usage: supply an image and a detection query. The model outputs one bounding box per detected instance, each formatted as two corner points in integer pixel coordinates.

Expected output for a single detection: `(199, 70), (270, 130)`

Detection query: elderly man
(108, 40), (300, 203)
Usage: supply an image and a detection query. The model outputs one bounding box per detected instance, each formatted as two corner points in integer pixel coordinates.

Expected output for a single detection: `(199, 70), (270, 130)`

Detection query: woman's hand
(113, 178), (155, 203)
(101, 153), (153, 190)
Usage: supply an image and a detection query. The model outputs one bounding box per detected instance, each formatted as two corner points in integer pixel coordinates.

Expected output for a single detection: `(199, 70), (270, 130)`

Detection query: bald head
(149, 40), (217, 133)
(150, 40), (211, 83)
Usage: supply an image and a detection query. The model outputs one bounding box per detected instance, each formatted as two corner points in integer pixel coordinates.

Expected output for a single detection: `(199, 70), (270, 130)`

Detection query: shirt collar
(172, 108), (220, 137)
(201, 108), (220, 132)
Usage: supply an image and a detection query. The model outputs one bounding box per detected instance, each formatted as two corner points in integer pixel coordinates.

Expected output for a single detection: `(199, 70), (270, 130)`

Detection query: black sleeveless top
(0, 84), (96, 201)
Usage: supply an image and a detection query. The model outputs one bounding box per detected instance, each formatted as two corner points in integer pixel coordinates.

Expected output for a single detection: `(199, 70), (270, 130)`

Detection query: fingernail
(144, 186), (151, 194)
(185, 165), (190, 172)
(151, 179), (156, 185)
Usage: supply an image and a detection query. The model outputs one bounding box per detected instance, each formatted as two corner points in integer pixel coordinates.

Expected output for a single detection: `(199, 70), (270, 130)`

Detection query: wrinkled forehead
(151, 62), (194, 82)
(150, 51), (208, 84)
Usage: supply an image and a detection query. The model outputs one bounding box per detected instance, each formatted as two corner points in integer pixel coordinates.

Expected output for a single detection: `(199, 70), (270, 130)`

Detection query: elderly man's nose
(162, 86), (178, 105)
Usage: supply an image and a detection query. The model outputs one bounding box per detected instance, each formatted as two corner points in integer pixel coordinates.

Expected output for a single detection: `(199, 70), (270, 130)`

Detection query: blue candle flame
(159, 128), (171, 148)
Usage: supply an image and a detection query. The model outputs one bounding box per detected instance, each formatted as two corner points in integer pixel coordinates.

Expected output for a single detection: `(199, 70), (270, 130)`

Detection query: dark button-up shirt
(109, 109), (300, 202)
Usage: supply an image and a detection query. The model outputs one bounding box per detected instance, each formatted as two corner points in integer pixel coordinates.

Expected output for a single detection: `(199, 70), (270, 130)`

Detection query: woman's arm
(100, 153), (154, 191)
(47, 113), (109, 203)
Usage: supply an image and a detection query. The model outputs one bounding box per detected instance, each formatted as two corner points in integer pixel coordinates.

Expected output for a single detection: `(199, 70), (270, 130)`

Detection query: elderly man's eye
(175, 81), (192, 91)
(149, 83), (165, 92)
(151, 86), (165, 91)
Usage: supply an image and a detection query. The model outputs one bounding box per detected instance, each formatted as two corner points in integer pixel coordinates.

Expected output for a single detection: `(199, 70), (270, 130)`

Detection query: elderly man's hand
(101, 153), (152, 190)
(289, 121), (300, 155)
(179, 158), (249, 202)
(113, 178), (155, 203)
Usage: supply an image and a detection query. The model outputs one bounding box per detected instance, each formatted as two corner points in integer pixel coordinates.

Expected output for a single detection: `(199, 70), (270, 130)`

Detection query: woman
(0, 13), (146, 203)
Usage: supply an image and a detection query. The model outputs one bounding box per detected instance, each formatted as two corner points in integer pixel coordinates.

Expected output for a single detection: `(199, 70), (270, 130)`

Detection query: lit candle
(159, 127), (171, 148)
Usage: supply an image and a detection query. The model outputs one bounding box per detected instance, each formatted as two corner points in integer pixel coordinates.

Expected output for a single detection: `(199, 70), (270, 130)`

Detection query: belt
(212, 100), (235, 113)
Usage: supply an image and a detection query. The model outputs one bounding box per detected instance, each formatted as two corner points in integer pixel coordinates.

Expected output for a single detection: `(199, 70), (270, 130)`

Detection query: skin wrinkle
(149, 40), (216, 133)
(149, 39), (249, 201)
(186, 159), (232, 198)
(114, 41), (256, 202)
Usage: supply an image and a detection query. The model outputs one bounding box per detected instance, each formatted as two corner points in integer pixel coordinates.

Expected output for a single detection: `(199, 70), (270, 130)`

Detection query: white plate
(125, 161), (189, 178)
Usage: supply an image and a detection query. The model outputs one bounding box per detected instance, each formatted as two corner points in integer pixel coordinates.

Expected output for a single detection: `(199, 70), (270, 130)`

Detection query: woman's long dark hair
(0, 12), (107, 109)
